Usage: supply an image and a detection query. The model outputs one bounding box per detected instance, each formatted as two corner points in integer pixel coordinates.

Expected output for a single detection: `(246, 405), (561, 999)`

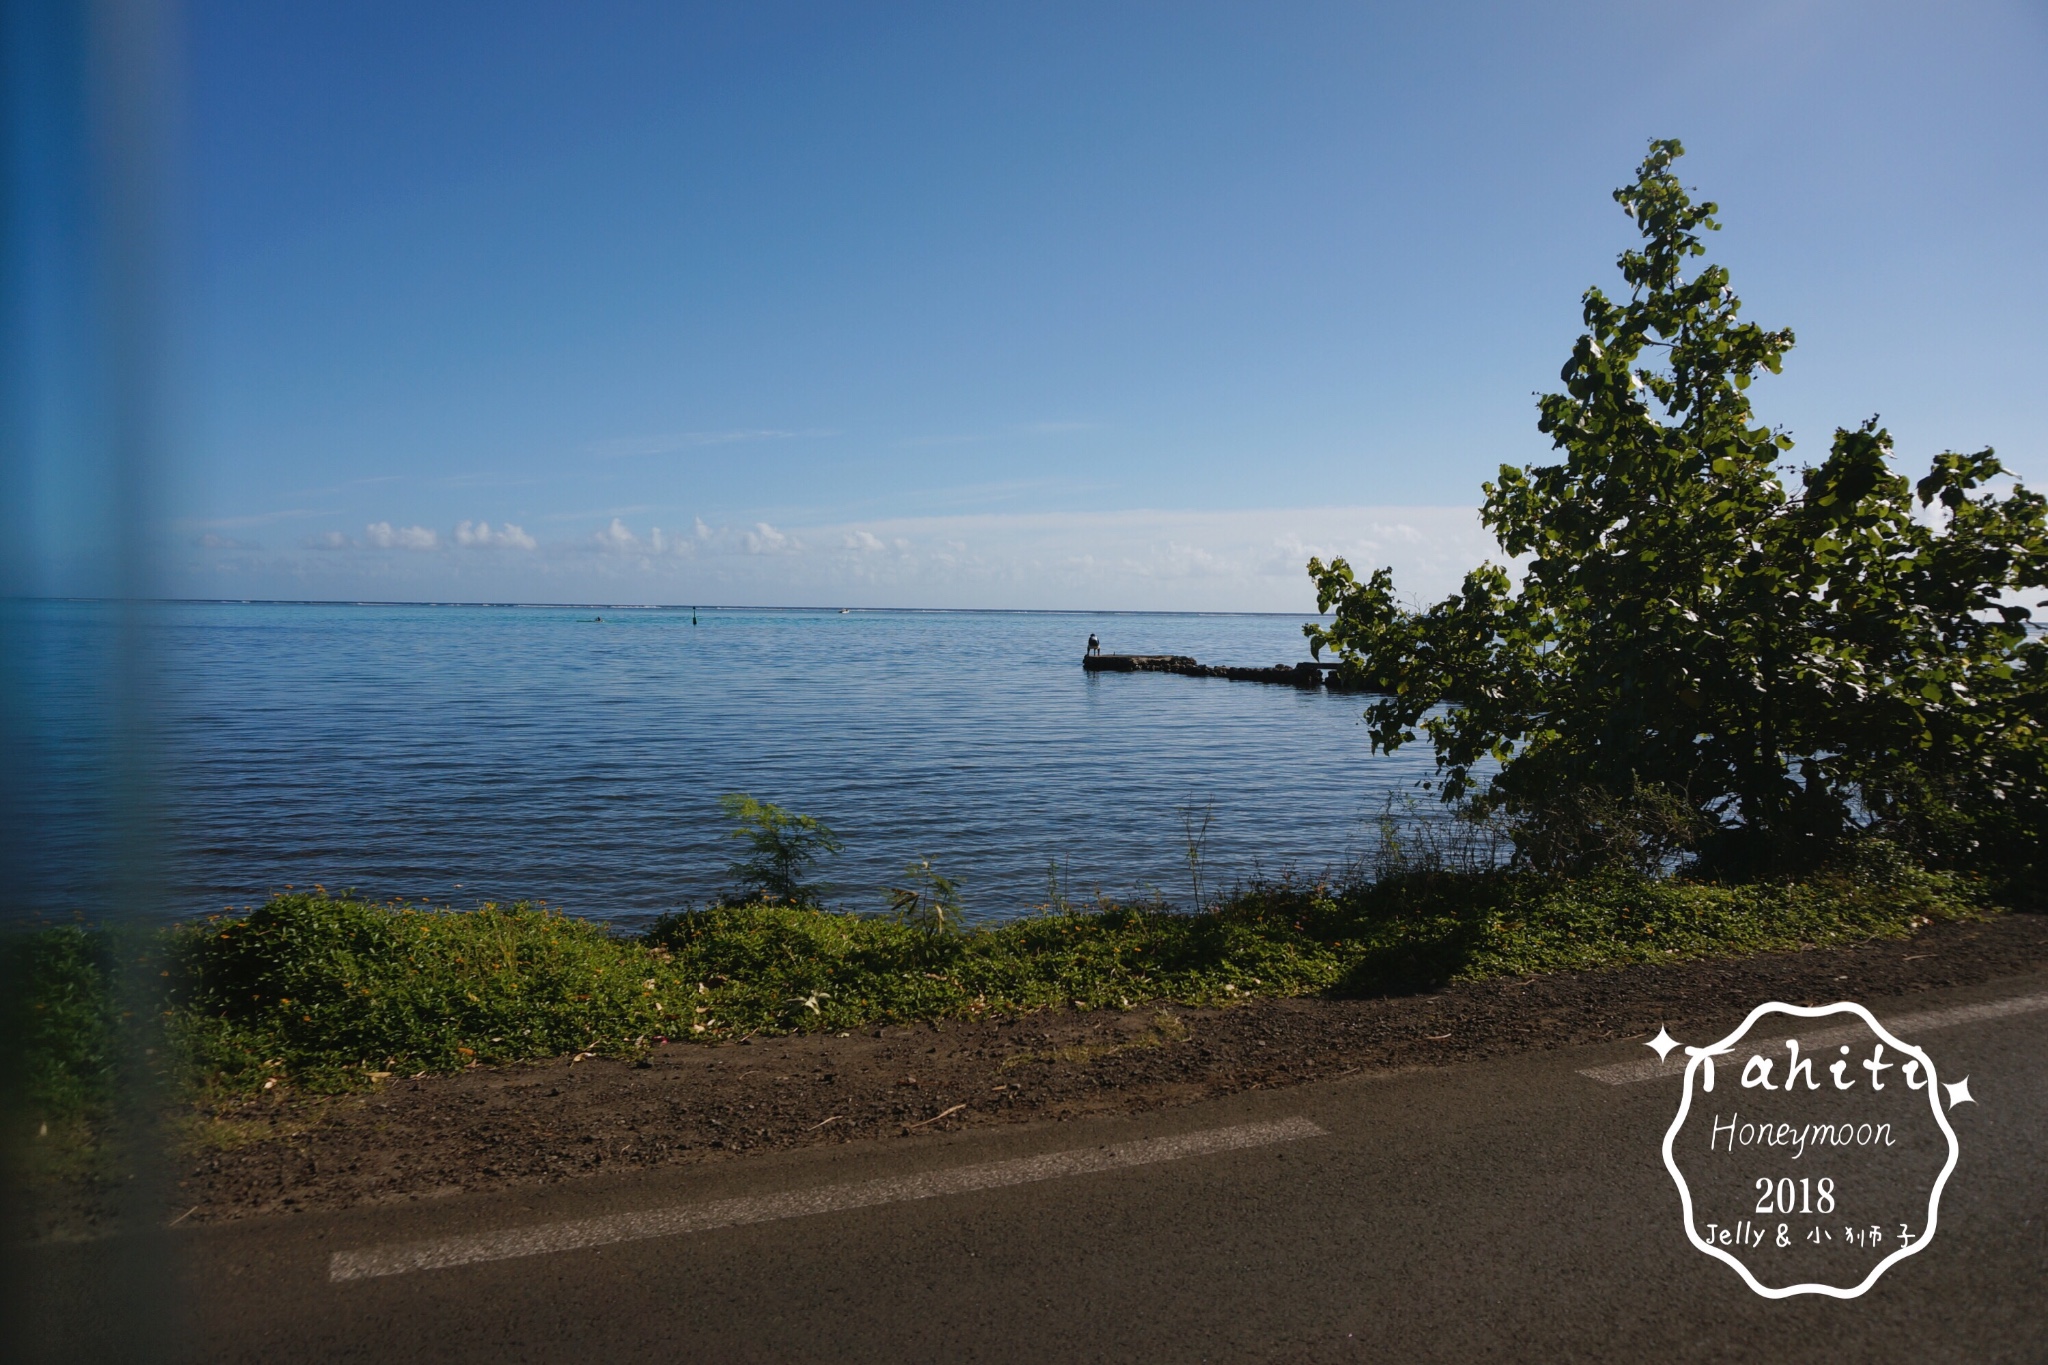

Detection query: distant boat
(839, 608), (852, 614)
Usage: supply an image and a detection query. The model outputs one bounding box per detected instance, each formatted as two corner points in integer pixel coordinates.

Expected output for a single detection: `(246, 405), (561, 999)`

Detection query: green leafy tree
(1307, 139), (2048, 879)
(720, 794), (843, 905)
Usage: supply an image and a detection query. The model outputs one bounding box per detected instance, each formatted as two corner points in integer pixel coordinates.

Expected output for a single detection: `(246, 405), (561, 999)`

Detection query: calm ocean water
(12, 600), (1451, 926)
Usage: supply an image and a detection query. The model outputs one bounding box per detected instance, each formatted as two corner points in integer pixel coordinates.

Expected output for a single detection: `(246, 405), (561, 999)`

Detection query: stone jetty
(1081, 653), (1361, 690)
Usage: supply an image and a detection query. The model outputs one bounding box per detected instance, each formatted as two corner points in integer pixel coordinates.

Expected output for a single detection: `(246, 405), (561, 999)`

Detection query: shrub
(719, 793), (842, 906)
(164, 896), (681, 1091)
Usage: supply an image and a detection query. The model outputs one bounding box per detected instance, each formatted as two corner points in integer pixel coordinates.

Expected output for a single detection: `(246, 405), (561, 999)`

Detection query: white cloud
(197, 532), (260, 550)
(593, 518), (640, 552)
(455, 520), (537, 550)
(745, 522), (795, 554)
(555, 507), (1495, 609)
(172, 505), (1505, 612)
(642, 525), (701, 557)
(365, 521), (440, 550)
(681, 518), (803, 557)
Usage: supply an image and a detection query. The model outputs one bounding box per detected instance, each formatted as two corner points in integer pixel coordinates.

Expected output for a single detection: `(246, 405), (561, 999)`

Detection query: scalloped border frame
(1661, 1000), (1960, 1299)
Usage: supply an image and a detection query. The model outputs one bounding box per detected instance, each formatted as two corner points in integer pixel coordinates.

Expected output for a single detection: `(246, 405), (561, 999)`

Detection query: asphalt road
(21, 971), (2048, 1363)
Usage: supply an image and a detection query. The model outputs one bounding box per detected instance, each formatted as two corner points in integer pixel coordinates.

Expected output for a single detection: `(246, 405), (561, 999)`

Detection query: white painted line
(330, 1115), (1325, 1282)
(1579, 990), (2048, 1085)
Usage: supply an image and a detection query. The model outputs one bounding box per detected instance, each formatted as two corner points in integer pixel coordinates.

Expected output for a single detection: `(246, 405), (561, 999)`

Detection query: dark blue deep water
(13, 600), (1449, 926)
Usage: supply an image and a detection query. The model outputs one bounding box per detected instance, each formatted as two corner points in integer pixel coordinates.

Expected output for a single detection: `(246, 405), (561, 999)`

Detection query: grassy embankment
(4, 849), (1987, 1125)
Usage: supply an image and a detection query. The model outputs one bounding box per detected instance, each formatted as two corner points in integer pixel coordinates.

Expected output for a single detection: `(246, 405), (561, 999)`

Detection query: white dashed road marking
(330, 1115), (1326, 1281)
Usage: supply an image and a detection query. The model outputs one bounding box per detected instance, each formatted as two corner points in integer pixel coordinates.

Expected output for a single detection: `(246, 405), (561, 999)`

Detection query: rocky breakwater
(1082, 653), (1358, 690)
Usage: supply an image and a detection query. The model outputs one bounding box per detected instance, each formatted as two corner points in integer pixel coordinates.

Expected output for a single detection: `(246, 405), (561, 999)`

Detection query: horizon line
(12, 595), (1334, 619)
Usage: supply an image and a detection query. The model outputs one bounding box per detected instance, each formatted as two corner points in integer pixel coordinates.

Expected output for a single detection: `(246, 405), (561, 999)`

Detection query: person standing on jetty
(1086, 633), (1101, 656)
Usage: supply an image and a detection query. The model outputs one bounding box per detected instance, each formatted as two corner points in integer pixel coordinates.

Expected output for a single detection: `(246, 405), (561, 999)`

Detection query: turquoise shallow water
(11, 600), (1449, 925)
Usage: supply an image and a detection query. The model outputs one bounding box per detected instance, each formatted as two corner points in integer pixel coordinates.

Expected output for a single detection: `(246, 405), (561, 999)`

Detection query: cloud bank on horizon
(170, 505), (1495, 612)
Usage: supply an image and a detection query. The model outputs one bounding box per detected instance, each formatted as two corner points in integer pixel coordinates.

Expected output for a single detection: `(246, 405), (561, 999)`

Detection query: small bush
(165, 896), (684, 1092)
(719, 794), (842, 906)
(1494, 781), (1709, 876)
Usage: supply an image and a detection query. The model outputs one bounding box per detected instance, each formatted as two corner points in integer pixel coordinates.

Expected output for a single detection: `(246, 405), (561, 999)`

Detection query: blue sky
(158, 0), (2046, 609)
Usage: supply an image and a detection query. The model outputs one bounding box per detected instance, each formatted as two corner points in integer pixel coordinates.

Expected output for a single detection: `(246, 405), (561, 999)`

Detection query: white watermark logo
(1655, 1002), (1971, 1299)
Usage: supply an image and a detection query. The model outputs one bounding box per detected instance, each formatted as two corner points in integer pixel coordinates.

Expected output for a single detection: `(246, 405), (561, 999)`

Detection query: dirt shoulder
(171, 911), (2048, 1224)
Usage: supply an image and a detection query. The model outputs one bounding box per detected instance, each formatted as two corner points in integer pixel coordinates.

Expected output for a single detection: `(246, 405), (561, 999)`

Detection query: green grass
(2, 854), (1990, 1116)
